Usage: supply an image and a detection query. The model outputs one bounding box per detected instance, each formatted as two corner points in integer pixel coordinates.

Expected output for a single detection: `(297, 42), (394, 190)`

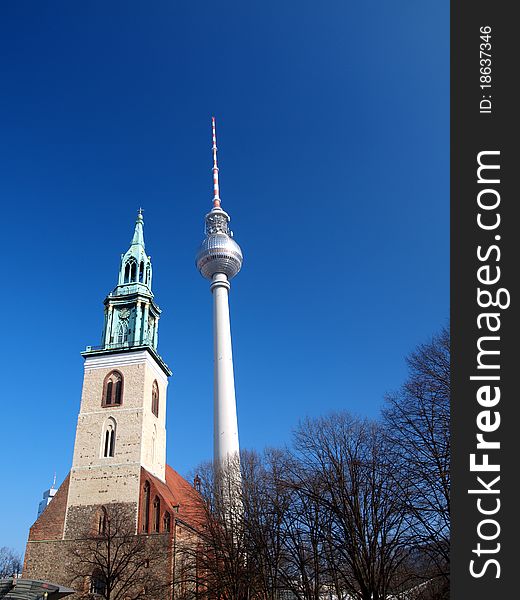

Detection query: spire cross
(212, 116), (221, 208)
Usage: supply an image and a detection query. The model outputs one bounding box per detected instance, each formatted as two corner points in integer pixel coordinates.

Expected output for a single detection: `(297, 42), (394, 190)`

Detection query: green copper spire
(116, 209), (152, 292)
(94, 210), (162, 352)
(131, 208), (145, 247)
(82, 210), (170, 376)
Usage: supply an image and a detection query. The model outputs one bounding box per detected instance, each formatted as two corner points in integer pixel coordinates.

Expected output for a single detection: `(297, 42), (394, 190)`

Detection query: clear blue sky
(0, 1), (448, 555)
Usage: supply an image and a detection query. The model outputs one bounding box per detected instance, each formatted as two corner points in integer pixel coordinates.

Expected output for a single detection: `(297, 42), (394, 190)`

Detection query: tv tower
(196, 117), (243, 469)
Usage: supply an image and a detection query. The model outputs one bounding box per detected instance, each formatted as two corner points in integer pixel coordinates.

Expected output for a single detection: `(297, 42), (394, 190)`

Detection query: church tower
(24, 211), (205, 596)
(64, 210), (171, 533)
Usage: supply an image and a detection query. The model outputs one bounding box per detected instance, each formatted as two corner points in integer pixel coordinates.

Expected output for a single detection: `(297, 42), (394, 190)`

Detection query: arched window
(139, 261), (144, 282)
(146, 264), (151, 285)
(153, 496), (160, 533)
(116, 321), (128, 345)
(98, 510), (107, 535)
(90, 569), (106, 595)
(124, 258), (138, 283)
(148, 316), (155, 345)
(151, 380), (159, 417)
(103, 371), (123, 406)
(102, 418), (116, 458)
(163, 511), (171, 532)
(142, 481), (150, 533)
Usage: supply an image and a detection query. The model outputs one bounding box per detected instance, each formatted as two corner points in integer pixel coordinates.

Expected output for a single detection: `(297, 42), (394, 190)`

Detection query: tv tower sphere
(196, 207), (243, 280)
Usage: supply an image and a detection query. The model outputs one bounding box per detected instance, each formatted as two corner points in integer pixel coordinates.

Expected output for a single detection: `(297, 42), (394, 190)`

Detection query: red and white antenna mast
(212, 116), (221, 208)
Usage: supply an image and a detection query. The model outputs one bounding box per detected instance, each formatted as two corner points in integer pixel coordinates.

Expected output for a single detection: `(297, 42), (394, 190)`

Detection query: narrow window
(146, 265), (151, 285)
(124, 262), (131, 283)
(90, 570), (106, 595)
(103, 422), (116, 457)
(117, 321), (128, 345)
(131, 261), (137, 282)
(114, 380), (122, 405)
(109, 428), (115, 456)
(163, 511), (171, 532)
(148, 317), (154, 344)
(105, 381), (113, 405)
(98, 509), (107, 535)
(139, 261), (144, 282)
(153, 497), (160, 533)
(151, 380), (159, 417)
(143, 481), (150, 533)
(103, 430), (110, 457)
(103, 371), (123, 407)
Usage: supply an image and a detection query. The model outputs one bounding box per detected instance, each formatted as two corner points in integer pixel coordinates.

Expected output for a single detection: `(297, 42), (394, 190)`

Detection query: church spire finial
(212, 117), (221, 208)
(132, 208), (145, 247)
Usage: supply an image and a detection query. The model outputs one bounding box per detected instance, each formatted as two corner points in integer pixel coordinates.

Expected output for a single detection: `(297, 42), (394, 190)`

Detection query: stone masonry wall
(25, 501), (174, 600)
(24, 535), (174, 600)
(68, 353), (168, 513)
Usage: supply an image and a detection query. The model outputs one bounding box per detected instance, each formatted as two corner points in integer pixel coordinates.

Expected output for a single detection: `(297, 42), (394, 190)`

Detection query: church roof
(140, 465), (206, 531)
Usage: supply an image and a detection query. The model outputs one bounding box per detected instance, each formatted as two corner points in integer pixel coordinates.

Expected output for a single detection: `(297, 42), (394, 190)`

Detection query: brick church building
(23, 211), (205, 598)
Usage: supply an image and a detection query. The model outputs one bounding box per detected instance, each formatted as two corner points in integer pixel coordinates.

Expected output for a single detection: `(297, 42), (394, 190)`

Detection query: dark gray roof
(0, 578), (74, 600)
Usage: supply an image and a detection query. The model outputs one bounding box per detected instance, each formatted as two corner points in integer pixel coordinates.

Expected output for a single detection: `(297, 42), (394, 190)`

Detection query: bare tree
(293, 413), (411, 600)
(186, 417), (413, 600)
(176, 326), (450, 600)
(279, 463), (328, 600)
(68, 504), (170, 600)
(241, 448), (327, 600)
(383, 326), (450, 593)
(0, 547), (22, 578)
(177, 457), (253, 600)
(239, 449), (287, 600)
(188, 449), (331, 600)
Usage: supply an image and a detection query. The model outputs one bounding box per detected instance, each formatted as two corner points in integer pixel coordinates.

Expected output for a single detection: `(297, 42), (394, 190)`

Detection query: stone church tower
(23, 212), (203, 597)
(66, 209), (170, 529)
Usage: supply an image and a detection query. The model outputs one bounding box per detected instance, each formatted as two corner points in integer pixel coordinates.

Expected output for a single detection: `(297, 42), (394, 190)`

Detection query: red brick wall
(138, 468), (175, 536)
(27, 474), (70, 542)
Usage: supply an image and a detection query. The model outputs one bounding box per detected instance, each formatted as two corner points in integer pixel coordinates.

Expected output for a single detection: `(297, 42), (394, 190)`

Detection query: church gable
(27, 474), (70, 542)
(138, 465), (205, 534)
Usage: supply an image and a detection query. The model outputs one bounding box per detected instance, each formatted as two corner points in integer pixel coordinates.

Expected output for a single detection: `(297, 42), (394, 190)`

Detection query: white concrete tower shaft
(211, 273), (240, 464)
(196, 118), (243, 469)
